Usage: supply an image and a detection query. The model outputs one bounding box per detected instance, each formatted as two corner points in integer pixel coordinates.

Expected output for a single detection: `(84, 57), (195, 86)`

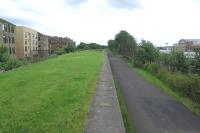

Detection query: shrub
(133, 59), (144, 68)
(188, 75), (200, 102)
(0, 45), (9, 62)
(144, 63), (160, 74)
(1, 58), (22, 71)
(156, 69), (200, 103)
(170, 51), (189, 73)
(55, 48), (65, 55)
(64, 45), (76, 53)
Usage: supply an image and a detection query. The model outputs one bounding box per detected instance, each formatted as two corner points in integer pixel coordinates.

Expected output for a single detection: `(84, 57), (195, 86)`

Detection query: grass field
(0, 50), (103, 133)
(134, 68), (200, 116)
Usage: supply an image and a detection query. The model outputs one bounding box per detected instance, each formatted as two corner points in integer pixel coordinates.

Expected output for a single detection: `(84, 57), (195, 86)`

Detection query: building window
(12, 37), (15, 43)
(3, 36), (7, 43)
(25, 46), (27, 52)
(11, 26), (14, 33)
(9, 37), (11, 43)
(32, 34), (35, 39)
(3, 24), (7, 31)
(25, 39), (28, 45)
(9, 25), (11, 32)
(24, 32), (29, 39)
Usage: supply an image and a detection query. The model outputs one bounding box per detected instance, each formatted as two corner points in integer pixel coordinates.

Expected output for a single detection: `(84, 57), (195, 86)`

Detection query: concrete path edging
(84, 53), (125, 133)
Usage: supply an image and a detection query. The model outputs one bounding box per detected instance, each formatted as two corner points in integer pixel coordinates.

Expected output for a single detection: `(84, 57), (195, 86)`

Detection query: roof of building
(0, 18), (16, 26)
(16, 26), (38, 32)
(179, 39), (200, 42)
(179, 39), (200, 45)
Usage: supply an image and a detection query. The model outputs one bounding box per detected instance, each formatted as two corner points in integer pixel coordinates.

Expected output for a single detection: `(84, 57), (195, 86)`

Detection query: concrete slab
(84, 53), (125, 133)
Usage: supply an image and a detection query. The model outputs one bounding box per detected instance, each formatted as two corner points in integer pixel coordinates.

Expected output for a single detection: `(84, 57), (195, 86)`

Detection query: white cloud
(0, 0), (200, 46)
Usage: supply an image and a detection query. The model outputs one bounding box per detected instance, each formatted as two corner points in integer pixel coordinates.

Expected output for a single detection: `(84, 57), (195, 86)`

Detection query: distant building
(38, 32), (49, 57)
(157, 46), (173, 54)
(48, 36), (75, 54)
(15, 26), (38, 58)
(174, 39), (200, 52)
(1, 18), (76, 58)
(0, 18), (16, 56)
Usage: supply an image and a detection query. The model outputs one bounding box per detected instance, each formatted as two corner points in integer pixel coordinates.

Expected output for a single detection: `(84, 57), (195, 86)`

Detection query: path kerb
(84, 53), (125, 133)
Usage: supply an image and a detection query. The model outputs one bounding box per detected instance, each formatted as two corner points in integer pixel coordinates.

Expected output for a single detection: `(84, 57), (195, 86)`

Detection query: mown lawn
(0, 50), (103, 133)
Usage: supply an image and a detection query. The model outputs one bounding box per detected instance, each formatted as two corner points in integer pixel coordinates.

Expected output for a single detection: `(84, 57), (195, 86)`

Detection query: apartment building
(0, 18), (16, 56)
(174, 39), (200, 52)
(38, 32), (49, 57)
(15, 26), (38, 58)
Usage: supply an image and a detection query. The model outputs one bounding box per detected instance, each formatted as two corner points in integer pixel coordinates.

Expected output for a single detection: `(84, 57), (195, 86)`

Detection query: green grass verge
(0, 50), (103, 133)
(134, 68), (200, 116)
(113, 77), (134, 133)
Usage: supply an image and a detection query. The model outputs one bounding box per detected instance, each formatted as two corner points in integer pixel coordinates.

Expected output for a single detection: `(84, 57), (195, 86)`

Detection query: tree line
(55, 42), (106, 55)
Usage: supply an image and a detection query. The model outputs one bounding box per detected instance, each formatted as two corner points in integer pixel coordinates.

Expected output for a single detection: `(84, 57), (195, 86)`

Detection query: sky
(0, 0), (200, 46)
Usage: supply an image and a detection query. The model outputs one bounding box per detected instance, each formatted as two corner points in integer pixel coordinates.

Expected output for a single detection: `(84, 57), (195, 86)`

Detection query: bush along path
(108, 52), (200, 133)
(84, 53), (125, 133)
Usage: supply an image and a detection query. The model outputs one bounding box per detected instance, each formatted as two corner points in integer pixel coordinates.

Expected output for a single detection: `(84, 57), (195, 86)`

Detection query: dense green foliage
(134, 40), (159, 66)
(77, 42), (106, 50)
(0, 45), (9, 62)
(0, 50), (103, 132)
(64, 44), (76, 53)
(0, 45), (22, 71)
(193, 47), (200, 73)
(108, 30), (137, 57)
(55, 44), (76, 55)
(54, 48), (65, 55)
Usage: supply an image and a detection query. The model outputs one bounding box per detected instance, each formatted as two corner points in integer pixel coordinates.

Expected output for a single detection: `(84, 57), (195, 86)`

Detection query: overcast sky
(0, 0), (200, 46)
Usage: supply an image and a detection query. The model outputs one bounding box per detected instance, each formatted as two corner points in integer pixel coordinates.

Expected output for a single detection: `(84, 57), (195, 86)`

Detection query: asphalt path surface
(108, 52), (200, 133)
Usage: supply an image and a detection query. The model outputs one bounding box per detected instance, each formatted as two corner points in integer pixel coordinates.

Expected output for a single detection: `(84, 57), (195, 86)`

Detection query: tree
(134, 40), (158, 64)
(108, 40), (115, 51)
(114, 30), (137, 57)
(140, 40), (159, 63)
(193, 46), (200, 74)
(64, 44), (76, 53)
(77, 42), (87, 49)
(77, 42), (103, 50)
(170, 51), (189, 73)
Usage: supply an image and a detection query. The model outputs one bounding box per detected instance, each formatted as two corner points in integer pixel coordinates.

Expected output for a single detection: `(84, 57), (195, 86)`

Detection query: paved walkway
(108, 52), (200, 133)
(84, 53), (125, 133)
